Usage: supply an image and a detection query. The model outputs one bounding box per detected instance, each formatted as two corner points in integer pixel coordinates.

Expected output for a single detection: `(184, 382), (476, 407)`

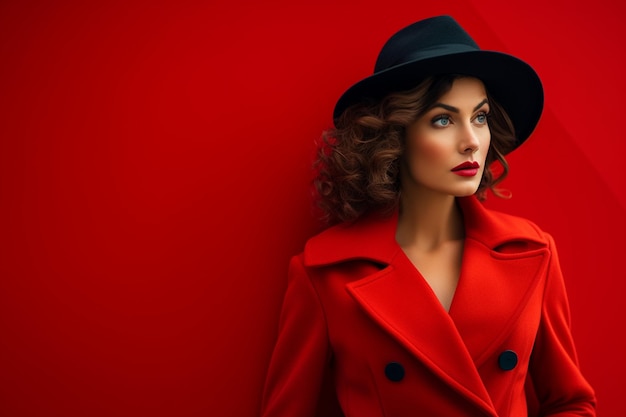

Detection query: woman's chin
(452, 185), (481, 197)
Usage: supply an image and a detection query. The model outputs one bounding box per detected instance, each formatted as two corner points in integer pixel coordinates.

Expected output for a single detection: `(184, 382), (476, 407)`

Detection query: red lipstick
(451, 161), (480, 177)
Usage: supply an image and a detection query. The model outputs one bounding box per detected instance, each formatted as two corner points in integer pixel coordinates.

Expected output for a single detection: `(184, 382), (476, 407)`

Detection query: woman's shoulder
(483, 205), (545, 233)
(301, 212), (399, 267)
(459, 196), (552, 249)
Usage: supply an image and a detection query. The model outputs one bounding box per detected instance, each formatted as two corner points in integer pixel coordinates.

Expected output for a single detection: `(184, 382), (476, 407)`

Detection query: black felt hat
(333, 15), (544, 152)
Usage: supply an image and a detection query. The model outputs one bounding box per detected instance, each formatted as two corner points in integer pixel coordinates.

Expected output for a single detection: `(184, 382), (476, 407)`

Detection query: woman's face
(401, 76), (491, 199)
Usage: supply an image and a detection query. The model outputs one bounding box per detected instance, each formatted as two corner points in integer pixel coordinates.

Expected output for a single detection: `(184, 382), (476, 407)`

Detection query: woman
(260, 16), (596, 417)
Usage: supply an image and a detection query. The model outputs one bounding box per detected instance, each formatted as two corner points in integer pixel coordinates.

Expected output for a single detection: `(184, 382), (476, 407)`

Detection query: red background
(1, 1), (624, 416)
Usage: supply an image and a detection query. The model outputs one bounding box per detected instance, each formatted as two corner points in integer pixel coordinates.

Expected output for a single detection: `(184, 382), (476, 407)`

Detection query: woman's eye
(475, 112), (488, 125)
(432, 115), (451, 127)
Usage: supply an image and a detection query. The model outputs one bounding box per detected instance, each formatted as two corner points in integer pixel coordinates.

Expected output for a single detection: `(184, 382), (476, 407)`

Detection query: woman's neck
(396, 189), (464, 251)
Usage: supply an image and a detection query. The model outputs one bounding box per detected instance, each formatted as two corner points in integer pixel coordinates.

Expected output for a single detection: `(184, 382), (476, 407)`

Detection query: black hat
(333, 15), (544, 152)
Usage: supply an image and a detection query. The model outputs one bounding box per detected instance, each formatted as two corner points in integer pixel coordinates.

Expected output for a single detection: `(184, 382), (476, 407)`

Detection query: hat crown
(375, 16), (479, 73)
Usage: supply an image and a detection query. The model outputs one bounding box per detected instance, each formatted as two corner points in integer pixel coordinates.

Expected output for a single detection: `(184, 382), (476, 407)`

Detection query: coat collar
(304, 195), (546, 267)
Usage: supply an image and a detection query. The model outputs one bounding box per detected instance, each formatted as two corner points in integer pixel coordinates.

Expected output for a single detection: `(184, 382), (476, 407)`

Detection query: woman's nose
(459, 125), (480, 153)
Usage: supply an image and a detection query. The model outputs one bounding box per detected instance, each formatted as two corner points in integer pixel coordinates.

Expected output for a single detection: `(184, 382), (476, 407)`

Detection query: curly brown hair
(313, 74), (516, 225)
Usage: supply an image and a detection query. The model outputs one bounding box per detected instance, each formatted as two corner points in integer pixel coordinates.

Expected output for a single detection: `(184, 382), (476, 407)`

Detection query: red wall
(1, 1), (623, 416)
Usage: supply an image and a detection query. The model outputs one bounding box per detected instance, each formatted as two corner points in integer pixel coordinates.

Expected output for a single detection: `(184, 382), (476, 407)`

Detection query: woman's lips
(451, 161), (480, 177)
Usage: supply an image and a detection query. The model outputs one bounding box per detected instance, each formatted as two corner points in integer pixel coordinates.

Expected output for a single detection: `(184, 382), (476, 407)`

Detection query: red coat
(260, 196), (596, 417)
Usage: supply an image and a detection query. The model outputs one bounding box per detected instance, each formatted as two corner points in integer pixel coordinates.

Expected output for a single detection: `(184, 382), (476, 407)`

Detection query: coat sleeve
(260, 254), (340, 417)
(528, 233), (596, 416)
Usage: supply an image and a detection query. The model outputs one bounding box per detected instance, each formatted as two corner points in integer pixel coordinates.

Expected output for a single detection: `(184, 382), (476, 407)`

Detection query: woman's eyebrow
(432, 98), (489, 113)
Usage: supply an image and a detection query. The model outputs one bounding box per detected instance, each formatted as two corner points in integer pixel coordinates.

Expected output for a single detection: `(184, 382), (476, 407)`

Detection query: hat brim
(333, 50), (544, 152)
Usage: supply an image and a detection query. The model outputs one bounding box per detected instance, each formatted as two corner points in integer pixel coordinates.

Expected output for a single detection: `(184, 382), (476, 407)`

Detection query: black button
(385, 362), (405, 382)
(498, 350), (518, 371)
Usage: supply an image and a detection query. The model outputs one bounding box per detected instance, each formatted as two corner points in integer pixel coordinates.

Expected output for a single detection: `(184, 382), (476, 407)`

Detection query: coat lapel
(346, 249), (496, 413)
(449, 196), (550, 365)
(449, 237), (548, 366)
